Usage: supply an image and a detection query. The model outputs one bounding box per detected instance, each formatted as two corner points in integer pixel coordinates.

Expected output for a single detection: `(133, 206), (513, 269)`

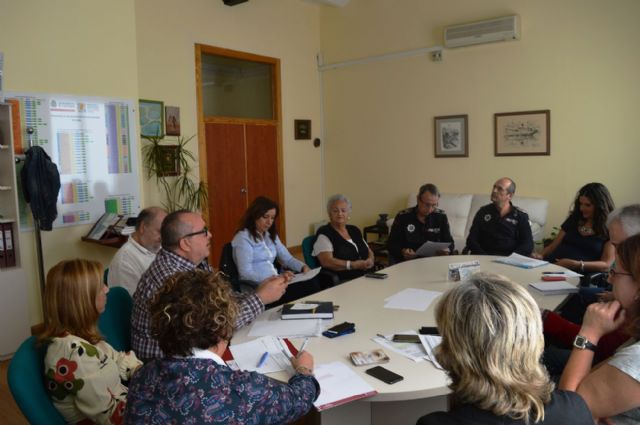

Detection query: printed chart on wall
(6, 92), (141, 230)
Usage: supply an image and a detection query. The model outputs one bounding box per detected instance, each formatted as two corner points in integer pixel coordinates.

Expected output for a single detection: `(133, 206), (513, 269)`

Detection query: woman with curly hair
(39, 259), (142, 425)
(535, 182), (615, 273)
(417, 273), (593, 424)
(125, 270), (319, 424)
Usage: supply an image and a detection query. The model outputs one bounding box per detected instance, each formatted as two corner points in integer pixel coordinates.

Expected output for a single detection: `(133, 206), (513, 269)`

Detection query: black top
(416, 390), (593, 425)
(544, 216), (608, 263)
(315, 224), (369, 282)
(387, 207), (454, 263)
(465, 203), (534, 256)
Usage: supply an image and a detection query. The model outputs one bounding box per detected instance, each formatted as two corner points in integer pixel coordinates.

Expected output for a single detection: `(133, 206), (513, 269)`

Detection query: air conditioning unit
(444, 15), (520, 48)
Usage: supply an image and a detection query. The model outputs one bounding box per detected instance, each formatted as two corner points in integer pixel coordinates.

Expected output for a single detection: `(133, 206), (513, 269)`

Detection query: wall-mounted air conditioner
(444, 15), (520, 48)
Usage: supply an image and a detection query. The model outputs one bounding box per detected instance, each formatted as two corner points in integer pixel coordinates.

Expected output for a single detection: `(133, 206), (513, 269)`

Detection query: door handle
(240, 188), (247, 193)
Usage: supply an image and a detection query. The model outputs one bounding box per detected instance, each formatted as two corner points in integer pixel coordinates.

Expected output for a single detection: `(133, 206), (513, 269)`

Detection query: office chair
(219, 242), (260, 293)
(301, 235), (339, 288)
(8, 336), (66, 425)
(98, 286), (133, 352)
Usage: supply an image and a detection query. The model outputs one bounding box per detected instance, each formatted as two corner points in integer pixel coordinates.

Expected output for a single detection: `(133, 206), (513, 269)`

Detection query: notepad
(281, 301), (334, 319)
(529, 281), (578, 295)
(495, 253), (548, 269)
(313, 362), (378, 411)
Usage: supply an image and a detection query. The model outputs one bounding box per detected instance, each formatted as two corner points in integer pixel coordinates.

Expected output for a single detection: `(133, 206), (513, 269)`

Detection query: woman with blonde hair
(39, 259), (142, 425)
(417, 273), (592, 424)
(125, 269), (319, 423)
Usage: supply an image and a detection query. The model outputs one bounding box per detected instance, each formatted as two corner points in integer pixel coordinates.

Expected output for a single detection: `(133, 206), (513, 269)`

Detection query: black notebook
(281, 301), (334, 319)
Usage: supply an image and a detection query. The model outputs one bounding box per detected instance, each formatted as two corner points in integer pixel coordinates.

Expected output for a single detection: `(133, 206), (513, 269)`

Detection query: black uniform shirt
(388, 207), (454, 263)
(465, 202), (534, 256)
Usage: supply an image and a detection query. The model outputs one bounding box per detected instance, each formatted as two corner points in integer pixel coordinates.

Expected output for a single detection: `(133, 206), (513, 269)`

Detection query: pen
(296, 338), (310, 358)
(376, 333), (390, 340)
(257, 351), (269, 368)
(543, 271), (565, 274)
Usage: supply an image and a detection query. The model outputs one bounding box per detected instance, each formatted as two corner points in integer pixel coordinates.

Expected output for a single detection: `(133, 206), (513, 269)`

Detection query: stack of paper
(372, 331), (428, 362)
(529, 281), (578, 295)
(289, 267), (321, 284)
(313, 362), (378, 411)
(248, 309), (325, 338)
(415, 241), (451, 257)
(494, 253), (548, 269)
(419, 335), (443, 369)
(383, 288), (442, 311)
(228, 336), (294, 373)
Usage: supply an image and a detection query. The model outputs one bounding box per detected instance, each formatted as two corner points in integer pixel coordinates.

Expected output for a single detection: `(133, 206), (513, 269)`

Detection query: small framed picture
(494, 110), (550, 156)
(139, 99), (164, 138)
(434, 115), (468, 157)
(165, 106), (181, 136)
(157, 145), (180, 176)
(294, 119), (311, 140)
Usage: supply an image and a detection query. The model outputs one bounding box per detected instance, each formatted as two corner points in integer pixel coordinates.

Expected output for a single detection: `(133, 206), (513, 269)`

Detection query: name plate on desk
(448, 260), (480, 281)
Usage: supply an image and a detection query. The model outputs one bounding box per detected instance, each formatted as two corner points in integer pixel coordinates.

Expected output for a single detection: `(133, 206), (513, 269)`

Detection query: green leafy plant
(535, 226), (559, 248)
(141, 134), (208, 212)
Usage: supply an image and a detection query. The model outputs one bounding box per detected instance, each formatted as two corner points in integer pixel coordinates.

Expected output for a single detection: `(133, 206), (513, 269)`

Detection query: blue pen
(257, 351), (269, 368)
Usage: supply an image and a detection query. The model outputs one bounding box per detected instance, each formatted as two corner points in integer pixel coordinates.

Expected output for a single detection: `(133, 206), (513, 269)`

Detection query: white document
(228, 336), (293, 374)
(248, 309), (325, 338)
(313, 362), (378, 411)
(494, 253), (548, 269)
(383, 288), (442, 311)
(415, 241), (451, 257)
(289, 267), (321, 284)
(372, 331), (428, 362)
(529, 281), (578, 295)
(419, 335), (444, 370)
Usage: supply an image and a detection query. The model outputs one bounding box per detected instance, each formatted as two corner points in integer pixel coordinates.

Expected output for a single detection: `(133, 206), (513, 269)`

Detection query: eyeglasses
(609, 269), (633, 279)
(182, 226), (209, 239)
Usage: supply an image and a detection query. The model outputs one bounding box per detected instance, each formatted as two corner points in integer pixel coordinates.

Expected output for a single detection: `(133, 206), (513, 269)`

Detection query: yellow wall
(319, 0), (640, 233)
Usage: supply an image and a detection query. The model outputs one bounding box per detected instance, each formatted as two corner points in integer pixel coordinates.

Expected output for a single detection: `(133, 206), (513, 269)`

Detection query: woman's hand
(281, 271), (295, 282)
(291, 351), (314, 375)
(301, 265), (310, 273)
(555, 258), (579, 270)
(581, 300), (626, 341)
(402, 248), (417, 260)
(531, 252), (543, 260)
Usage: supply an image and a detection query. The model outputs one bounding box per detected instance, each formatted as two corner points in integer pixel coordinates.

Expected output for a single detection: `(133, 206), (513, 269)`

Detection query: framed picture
(494, 110), (550, 156)
(294, 119), (311, 140)
(165, 106), (181, 136)
(157, 145), (180, 176)
(139, 99), (164, 138)
(434, 115), (468, 157)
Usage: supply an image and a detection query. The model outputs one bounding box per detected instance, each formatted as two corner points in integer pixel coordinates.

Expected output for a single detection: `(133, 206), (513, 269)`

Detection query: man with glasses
(388, 183), (454, 263)
(465, 177), (534, 256)
(107, 206), (167, 296)
(131, 210), (289, 361)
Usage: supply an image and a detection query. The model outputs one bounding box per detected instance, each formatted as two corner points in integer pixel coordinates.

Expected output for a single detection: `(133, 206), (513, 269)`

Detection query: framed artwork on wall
(139, 99), (164, 138)
(434, 114), (468, 157)
(157, 145), (180, 176)
(165, 106), (181, 136)
(494, 110), (550, 156)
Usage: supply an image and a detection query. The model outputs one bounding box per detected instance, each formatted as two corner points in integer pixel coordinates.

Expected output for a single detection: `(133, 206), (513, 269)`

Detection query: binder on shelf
(0, 220), (16, 268)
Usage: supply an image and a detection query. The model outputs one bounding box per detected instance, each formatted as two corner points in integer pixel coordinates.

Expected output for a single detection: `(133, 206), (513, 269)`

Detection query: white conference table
(231, 255), (577, 425)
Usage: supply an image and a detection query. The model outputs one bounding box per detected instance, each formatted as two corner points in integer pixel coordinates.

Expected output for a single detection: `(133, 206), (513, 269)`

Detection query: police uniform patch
(407, 224), (415, 232)
(484, 214), (492, 222)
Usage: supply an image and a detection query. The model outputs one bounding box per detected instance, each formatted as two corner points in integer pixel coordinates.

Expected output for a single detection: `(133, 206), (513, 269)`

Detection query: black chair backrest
(219, 242), (241, 290)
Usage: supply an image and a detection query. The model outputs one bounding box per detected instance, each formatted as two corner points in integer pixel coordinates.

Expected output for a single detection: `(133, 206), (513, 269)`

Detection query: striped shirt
(131, 248), (264, 360)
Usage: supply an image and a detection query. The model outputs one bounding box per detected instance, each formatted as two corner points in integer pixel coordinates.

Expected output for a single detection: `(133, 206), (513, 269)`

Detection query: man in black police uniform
(465, 177), (533, 256)
(388, 183), (454, 263)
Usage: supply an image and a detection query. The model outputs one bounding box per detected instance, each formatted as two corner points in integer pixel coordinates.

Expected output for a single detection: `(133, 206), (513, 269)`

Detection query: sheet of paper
(494, 253), (548, 269)
(228, 336), (293, 374)
(313, 361), (378, 411)
(529, 281), (578, 294)
(419, 335), (444, 369)
(383, 288), (442, 311)
(372, 331), (427, 362)
(415, 241), (451, 257)
(248, 309), (326, 338)
(289, 267), (321, 284)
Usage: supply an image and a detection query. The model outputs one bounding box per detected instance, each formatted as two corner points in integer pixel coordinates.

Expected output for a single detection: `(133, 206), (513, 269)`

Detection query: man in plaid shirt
(131, 210), (289, 360)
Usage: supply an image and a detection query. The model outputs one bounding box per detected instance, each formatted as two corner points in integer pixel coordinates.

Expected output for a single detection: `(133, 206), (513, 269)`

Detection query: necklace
(578, 225), (595, 236)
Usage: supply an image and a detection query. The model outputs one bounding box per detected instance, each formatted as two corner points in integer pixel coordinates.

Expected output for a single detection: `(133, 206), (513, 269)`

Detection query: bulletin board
(6, 92), (141, 230)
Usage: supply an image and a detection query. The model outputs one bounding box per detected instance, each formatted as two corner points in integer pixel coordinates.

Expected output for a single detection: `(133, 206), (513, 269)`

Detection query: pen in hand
(257, 351), (269, 368)
(296, 338), (310, 358)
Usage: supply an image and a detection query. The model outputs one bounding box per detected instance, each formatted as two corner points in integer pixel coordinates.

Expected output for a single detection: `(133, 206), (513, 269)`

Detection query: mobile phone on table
(392, 334), (421, 343)
(365, 366), (404, 384)
(365, 272), (388, 279)
(322, 321), (355, 338)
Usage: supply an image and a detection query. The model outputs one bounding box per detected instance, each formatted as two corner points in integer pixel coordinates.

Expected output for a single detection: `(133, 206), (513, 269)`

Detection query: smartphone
(365, 366), (404, 384)
(327, 321), (354, 334)
(419, 326), (439, 335)
(392, 334), (421, 343)
(365, 272), (388, 279)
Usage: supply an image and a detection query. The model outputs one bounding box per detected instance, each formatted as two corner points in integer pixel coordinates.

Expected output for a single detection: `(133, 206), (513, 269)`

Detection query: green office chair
(301, 235), (339, 288)
(98, 286), (133, 352)
(8, 336), (66, 425)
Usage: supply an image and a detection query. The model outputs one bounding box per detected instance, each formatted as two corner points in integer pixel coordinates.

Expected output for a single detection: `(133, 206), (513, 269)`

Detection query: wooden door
(205, 122), (247, 264)
(246, 124), (279, 203)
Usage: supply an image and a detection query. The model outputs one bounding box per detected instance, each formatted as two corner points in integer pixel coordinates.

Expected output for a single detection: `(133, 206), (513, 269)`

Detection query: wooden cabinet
(0, 103), (30, 357)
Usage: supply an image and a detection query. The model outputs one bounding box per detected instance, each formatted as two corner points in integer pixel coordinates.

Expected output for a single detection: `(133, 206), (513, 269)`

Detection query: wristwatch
(573, 335), (597, 352)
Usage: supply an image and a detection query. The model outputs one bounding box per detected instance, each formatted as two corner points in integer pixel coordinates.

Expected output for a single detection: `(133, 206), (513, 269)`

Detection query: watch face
(574, 335), (587, 348)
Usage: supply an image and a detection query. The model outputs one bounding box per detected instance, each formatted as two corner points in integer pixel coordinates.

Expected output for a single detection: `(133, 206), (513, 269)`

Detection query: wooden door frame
(194, 43), (286, 244)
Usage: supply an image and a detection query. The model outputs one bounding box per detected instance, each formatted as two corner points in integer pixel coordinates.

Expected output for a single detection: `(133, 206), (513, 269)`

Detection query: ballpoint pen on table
(296, 338), (310, 358)
(257, 351), (269, 368)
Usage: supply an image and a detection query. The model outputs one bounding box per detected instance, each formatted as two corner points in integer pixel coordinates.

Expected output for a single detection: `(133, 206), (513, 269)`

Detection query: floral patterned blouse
(125, 357), (319, 424)
(43, 334), (142, 425)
